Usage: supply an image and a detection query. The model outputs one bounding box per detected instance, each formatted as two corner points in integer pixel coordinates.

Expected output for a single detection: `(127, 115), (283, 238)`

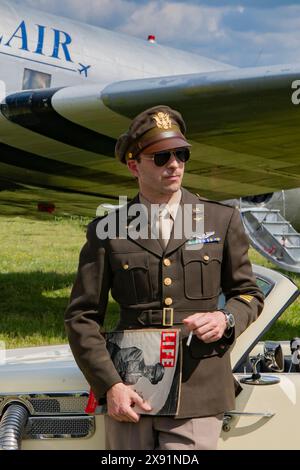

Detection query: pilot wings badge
(185, 231), (221, 250)
(153, 112), (172, 129)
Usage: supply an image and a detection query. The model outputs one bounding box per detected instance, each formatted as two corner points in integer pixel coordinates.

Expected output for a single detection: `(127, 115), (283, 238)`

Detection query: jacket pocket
(110, 251), (153, 304)
(187, 336), (229, 359)
(182, 246), (223, 299)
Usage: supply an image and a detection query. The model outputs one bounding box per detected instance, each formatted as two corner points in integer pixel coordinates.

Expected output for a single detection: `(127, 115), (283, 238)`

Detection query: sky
(16, 0), (300, 67)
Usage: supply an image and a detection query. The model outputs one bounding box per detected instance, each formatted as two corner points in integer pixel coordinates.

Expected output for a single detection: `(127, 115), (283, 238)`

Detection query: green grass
(248, 249), (300, 341)
(0, 184), (119, 219)
(0, 214), (299, 348)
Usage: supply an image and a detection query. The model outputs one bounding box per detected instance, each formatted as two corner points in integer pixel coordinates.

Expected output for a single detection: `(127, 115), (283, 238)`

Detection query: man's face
(127, 148), (186, 199)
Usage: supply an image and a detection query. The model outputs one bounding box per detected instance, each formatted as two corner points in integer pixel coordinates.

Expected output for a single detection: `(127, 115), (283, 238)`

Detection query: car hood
(4, 344), (73, 364)
(0, 344), (88, 394)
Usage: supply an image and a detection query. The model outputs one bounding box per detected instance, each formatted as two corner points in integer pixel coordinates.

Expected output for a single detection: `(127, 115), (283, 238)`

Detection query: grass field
(0, 214), (299, 349)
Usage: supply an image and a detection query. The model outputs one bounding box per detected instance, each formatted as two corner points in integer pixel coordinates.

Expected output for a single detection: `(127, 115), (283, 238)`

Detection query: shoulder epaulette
(195, 193), (236, 209)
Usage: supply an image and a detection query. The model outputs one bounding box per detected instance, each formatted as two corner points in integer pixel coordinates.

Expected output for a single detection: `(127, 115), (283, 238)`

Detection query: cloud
(168, 1), (300, 8)
(219, 5), (300, 66)
(17, 0), (136, 28)
(118, 1), (227, 45)
(15, 0), (300, 67)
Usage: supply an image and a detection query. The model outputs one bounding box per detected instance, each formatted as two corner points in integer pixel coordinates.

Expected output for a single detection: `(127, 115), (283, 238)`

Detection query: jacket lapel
(125, 194), (163, 257)
(120, 189), (203, 257)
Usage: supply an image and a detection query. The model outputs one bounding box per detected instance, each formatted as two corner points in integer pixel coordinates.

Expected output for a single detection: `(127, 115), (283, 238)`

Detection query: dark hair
(150, 362), (165, 384)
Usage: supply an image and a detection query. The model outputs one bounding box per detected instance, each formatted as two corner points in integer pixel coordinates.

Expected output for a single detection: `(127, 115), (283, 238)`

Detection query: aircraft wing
(1, 63), (300, 203)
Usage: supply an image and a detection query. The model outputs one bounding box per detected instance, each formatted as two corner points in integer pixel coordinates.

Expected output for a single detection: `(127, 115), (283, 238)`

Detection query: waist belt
(120, 308), (188, 327)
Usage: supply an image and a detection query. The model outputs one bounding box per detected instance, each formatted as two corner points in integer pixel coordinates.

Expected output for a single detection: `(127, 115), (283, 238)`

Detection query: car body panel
(219, 373), (300, 450)
(0, 264), (299, 450)
(231, 265), (299, 371)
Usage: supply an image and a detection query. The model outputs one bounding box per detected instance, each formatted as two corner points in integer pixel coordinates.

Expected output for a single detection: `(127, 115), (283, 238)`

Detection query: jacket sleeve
(221, 208), (265, 339)
(64, 220), (122, 400)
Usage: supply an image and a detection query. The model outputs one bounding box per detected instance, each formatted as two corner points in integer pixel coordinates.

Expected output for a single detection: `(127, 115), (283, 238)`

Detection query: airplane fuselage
(0, 1), (232, 95)
(0, 0), (235, 205)
(0, 0), (300, 244)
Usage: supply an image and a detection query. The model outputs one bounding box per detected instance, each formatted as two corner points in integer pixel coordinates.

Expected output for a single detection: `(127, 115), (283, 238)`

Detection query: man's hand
(106, 382), (152, 423)
(183, 311), (227, 343)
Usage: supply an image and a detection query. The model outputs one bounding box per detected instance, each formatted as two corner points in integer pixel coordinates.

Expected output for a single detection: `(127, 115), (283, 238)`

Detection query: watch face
(227, 313), (235, 328)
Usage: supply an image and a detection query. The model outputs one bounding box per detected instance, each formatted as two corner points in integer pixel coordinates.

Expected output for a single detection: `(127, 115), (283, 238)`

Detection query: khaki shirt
(139, 190), (181, 247)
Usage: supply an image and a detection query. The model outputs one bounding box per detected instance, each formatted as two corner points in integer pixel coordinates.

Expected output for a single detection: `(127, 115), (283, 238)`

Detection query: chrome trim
(240, 374), (280, 385)
(0, 397), (34, 415)
(264, 341), (284, 372)
(223, 411), (274, 432)
(23, 415), (95, 440)
(233, 287), (300, 372)
(239, 353), (280, 385)
(0, 392), (95, 441)
(0, 391), (89, 416)
(0, 403), (29, 449)
(225, 411), (274, 418)
(0, 391), (89, 398)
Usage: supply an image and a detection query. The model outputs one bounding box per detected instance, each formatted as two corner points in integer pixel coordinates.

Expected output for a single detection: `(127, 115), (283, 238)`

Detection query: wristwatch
(219, 309), (235, 330)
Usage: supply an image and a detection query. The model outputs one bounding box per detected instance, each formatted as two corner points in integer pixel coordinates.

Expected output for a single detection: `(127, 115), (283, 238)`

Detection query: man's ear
(127, 159), (139, 178)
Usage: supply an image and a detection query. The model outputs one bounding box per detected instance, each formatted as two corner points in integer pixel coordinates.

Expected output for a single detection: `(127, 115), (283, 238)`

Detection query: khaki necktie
(158, 206), (173, 249)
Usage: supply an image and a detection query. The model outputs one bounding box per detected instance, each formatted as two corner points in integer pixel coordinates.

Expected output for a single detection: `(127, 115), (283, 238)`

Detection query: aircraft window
(22, 69), (51, 90)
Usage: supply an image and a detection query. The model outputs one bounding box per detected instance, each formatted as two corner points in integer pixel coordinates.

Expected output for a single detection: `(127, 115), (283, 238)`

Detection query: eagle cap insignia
(153, 112), (172, 129)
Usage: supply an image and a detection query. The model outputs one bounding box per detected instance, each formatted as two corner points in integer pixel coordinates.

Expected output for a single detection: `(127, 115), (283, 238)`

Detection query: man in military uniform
(106, 339), (165, 385)
(65, 105), (264, 450)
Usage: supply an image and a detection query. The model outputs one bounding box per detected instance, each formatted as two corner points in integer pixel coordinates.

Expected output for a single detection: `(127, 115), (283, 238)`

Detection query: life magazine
(85, 329), (181, 416)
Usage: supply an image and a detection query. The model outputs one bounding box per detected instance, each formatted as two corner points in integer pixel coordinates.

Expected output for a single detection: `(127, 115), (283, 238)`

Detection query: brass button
(163, 258), (171, 267)
(164, 277), (172, 286)
(123, 264), (129, 270)
(164, 297), (173, 306)
(203, 255), (210, 261)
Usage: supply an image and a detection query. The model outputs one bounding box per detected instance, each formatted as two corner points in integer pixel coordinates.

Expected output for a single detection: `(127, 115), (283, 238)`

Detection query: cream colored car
(0, 264), (299, 450)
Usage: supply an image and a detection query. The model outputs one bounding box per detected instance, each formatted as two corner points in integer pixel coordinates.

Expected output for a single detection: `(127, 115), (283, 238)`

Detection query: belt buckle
(162, 308), (174, 326)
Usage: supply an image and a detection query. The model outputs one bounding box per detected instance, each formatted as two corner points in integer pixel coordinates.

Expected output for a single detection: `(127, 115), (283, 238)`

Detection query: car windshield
(218, 275), (273, 309)
(255, 277), (273, 297)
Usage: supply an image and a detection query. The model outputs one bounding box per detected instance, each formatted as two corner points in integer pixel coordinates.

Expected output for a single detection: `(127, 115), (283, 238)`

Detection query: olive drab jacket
(65, 188), (264, 418)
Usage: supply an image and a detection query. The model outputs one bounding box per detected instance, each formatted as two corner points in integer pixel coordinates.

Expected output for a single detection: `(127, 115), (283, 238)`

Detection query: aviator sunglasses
(141, 148), (190, 167)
